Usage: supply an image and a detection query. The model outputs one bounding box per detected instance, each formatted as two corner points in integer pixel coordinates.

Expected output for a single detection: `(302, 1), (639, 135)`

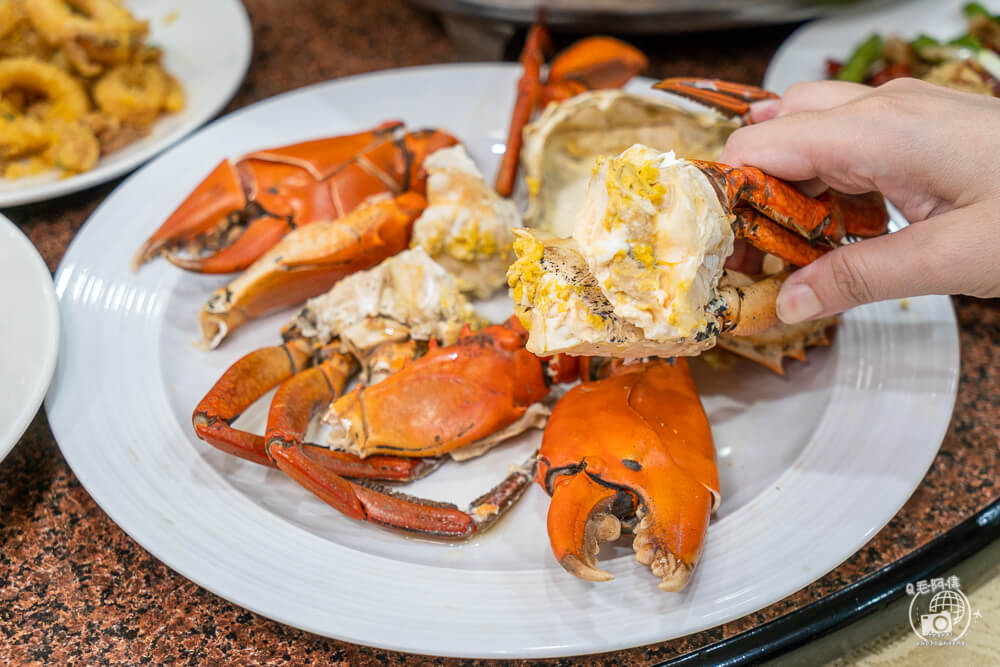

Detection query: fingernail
(777, 283), (823, 324)
(749, 99), (781, 122)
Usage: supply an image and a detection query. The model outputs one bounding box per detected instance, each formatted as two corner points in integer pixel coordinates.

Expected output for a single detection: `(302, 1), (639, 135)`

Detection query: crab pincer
(538, 358), (719, 591)
(134, 122), (456, 273)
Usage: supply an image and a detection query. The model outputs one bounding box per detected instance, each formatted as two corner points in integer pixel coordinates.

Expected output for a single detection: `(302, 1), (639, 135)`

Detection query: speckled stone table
(1, 1), (997, 664)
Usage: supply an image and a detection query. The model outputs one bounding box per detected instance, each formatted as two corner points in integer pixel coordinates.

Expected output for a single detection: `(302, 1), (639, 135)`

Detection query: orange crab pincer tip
(653, 78), (777, 118)
(133, 158), (246, 270)
(542, 469), (627, 582)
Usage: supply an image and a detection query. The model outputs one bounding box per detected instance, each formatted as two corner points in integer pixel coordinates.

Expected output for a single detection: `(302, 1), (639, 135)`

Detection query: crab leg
(199, 192), (426, 348)
(732, 207), (829, 267)
(820, 190), (890, 239)
(268, 441), (535, 537)
(192, 340), (313, 467)
(495, 24), (549, 197)
(715, 272), (788, 336)
(653, 78), (777, 120)
(692, 160), (839, 243)
(654, 78), (890, 243)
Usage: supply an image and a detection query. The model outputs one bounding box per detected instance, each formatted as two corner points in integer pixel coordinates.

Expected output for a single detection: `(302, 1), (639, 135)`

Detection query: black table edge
(656, 496), (1000, 666)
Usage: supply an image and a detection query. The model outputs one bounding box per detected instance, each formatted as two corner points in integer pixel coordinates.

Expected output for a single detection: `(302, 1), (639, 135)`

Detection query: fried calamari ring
(0, 114), (49, 159)
(0, 57), (89, 119)
(0, 115), (98, 174)
(44, 117), (98, 172)
(93, 63), (172, 126)
(24, 0), (146, 66)
(0, 0), (24, 39)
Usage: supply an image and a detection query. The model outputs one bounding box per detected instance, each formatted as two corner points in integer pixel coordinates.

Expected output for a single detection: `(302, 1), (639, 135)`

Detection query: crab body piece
(537, 358), (719, 591)
(325, 317), (551, 461)
(134, 121), (457, 273)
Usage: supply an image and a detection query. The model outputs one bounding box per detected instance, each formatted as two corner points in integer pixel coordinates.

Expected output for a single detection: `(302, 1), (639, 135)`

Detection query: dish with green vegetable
(827, 2), (1000, 95)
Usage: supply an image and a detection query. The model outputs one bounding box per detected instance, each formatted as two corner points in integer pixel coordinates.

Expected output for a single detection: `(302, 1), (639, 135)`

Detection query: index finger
(750, 80), (872, 123)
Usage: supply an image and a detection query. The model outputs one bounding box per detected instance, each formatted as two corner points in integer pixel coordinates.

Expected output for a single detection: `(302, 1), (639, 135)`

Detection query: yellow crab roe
(441, 220), (501, 261)
(508, 232), (545, 330)
(508, 232), (607, 334)
(525, 176), (540, 197)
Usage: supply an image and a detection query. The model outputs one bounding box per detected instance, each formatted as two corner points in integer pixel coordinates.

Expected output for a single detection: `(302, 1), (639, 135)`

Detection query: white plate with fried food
(0, 0), (251, 207)
(765, 0), (1000, 93)
(46, 65), (959, 657)
(0, 213), (58, 462)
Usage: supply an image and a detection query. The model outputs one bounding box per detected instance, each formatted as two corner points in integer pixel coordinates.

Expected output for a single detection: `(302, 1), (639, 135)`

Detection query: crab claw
(538, 359), (720, 591)
(543, 36), (648, 105)
(135, 123), (457, 273)
(653, 78), (777, 120)
(544, 470), (632, 582)
(133, 159), (247, 270)
(198, 191), (426, 348)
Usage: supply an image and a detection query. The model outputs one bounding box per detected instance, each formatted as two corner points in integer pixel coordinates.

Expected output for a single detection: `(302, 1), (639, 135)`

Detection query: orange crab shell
(327, 317), (551, 459)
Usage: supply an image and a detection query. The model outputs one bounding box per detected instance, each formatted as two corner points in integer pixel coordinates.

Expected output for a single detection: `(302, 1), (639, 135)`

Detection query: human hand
(720, 77), (1000, 323)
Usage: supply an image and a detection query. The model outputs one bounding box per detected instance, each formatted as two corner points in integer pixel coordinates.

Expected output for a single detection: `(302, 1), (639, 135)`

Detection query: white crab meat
(409, 145), (521, 298)
(509, 145), (735, 358)
(288, 247), (482, 362)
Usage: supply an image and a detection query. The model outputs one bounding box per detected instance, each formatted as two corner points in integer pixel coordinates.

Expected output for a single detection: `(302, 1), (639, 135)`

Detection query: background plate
(0, 0), (251, 207)
(764, 0), (1000, 92)
(0, 214), (58, 462)
(46, 64), (959, 658)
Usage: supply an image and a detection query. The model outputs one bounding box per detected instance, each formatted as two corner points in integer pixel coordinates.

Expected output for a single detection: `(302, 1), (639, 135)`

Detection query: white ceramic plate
(46, 65), (959, 658)
(765, 0), (1000, 92)
(0, 0), (251, 207)
(0, 215), (58, 461)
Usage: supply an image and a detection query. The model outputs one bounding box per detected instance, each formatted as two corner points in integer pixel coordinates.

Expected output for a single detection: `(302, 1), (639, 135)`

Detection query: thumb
(775, 204), (996, 322)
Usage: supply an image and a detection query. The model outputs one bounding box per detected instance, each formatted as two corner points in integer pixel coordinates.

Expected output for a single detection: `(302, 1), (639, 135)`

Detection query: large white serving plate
(0, 0), (251, 207)
(46, 64), (959, 658)
(765, 0), (1000, 92)
(0, 214), (58, 462)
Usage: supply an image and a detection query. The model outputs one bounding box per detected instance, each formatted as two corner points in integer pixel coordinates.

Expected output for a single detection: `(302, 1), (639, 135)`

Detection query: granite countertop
(1, 0), (998, 663)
